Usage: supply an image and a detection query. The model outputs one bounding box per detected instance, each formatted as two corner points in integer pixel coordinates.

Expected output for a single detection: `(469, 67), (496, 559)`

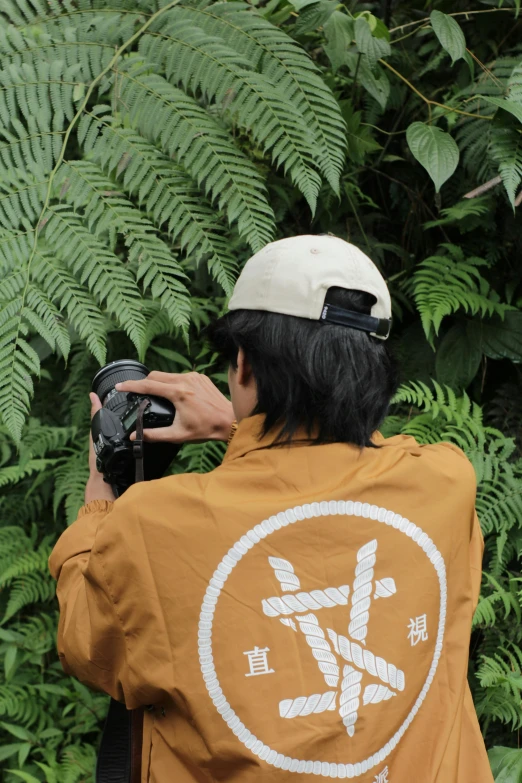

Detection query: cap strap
(320, 304), (391, 339)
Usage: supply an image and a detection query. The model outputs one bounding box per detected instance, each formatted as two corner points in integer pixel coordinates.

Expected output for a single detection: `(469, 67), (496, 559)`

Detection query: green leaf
(406, 122), (459, 192)
(73, 82), (86, 102)
(4, 644), (17, 680)
(482, 96), (522, 124)
(0, 744), (28, 762)
(323, 11), (354, 72)
(469, 312), (522, 362)
(489, 126), (522, 208)
(0, 722), (32, 740)
(288, 0), (318, 9)
(430, 11), (466, 64)
(354, 16), (391, 68)
(355, 56), (390, 111)
(149, 345), (193, 370)
(372, 17), (390, 41)
(488, 746), (522, 782)
(341, 101), (381, 164)
(7, 772), (41, 783)
(435, 323), (482, 390)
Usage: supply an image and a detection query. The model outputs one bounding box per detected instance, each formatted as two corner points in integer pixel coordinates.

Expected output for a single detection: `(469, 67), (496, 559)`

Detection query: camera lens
(92, 360), (149, 416)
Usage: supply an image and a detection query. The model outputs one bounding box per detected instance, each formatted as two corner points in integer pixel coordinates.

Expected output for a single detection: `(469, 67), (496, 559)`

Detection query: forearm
(49, 501), (125, 698)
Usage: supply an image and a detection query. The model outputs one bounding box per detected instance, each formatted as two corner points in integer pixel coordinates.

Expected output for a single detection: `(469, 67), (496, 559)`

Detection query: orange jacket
(49, 414), (493, 783)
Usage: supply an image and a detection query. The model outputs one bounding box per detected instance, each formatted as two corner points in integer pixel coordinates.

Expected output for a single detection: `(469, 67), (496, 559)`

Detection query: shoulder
(375, 433), (476, 485)
(113, 470), (213, 511)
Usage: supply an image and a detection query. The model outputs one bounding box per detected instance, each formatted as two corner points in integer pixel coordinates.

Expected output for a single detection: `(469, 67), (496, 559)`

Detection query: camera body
(91, 360), (180, 496)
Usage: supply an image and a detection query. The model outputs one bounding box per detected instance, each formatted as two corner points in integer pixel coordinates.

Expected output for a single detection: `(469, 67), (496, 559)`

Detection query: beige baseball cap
(228, 235), (392, 340)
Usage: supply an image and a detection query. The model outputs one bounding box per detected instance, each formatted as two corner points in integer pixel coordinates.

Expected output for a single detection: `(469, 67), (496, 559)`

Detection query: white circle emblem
(199, 500), (447, 778)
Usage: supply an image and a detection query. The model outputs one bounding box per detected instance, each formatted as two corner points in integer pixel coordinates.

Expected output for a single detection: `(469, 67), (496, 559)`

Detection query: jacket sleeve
(49, 486), (175, 708)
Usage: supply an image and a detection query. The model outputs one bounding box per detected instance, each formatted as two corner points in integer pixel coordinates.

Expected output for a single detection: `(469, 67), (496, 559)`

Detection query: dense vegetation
(0, 0), (521, 779)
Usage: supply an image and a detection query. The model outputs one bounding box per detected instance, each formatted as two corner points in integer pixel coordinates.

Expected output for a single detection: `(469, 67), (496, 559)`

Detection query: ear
(237, 347), (253, 387)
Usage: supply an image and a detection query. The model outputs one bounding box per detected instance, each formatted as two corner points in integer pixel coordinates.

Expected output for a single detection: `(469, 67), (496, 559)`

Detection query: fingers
(116, 378), (187, 402)
(129, 427), (185, 444)
(89, 392), (102, 418)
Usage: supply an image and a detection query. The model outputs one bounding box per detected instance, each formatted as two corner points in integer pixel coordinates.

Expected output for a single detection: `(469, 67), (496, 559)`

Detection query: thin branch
(391, 25), (430, 45)
(515, 190), (522, 208)
(389, 7), (516, 35)
(464, 176), (502, 199)
(379, 59), (495, 120)
(466, 50), (505, 92)
(361, 123), (407, 136)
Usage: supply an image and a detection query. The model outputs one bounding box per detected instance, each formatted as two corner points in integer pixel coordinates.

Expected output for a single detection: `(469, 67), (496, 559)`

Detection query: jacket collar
(223, 414), (317, 463)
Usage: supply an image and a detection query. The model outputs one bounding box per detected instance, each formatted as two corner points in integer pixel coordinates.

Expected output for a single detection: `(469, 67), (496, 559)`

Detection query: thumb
(89, 392), (102, 418)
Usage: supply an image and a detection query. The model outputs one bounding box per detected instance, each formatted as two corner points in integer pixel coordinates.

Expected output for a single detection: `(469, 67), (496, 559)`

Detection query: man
(49, 235), (493, 782)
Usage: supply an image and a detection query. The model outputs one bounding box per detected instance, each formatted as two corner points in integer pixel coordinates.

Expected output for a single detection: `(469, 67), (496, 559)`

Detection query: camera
(91, 360), (180, 496)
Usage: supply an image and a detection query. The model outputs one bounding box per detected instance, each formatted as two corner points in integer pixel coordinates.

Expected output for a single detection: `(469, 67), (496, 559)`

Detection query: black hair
(207, 288), (398, 448)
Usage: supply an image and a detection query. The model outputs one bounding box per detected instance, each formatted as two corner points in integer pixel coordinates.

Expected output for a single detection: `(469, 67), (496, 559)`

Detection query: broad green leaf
(354, 16), (391, 68)
(372, 17), (391, 41)
(288, 0), (318, 9)
(323, 11), (354, 72)
(488, 745), (522, 782)
(430, 11), (466, 64)
(355, 56), (390, 110)
(406, 122), (459, 192)
(469, 312), (522, 362)
(435, 324), (482, 390)
(482, 96), (522, 124)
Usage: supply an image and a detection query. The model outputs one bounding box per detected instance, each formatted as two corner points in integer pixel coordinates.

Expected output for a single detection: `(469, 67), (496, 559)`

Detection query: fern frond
(167, 2), (346, 192)
(508, 61), (522, 105)
(116, 60), (275, 252)
(0, 169), (48, 231)
(476, 650), (522, 729)
(0, 542), (51, 585)
(490, 126), (522, 208)
(392, 380), (482, 427)
(0, 117), (61, 175)
(175, 440), (227, 474)
(79, 111), (238, 294)
(0, 298), (38, 443)
(0, 60), (78, 130)
(24, 284), (70, 357)
(139, 22), (322, 211)
(0, 459), (56, 489)
(15, 418), (76, 464)
(473, 575), (522, 628)
(408, 244), (512, 338)
(53, 161), (191, 333)
(31, 246), (107, 365)
(3, 572), (55, 621)
(53, 446), (89, 524)
(41, 205), (147, 353)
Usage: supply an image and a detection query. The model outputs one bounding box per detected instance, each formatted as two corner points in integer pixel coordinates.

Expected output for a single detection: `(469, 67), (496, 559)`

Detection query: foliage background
(0, 0), (521, 779)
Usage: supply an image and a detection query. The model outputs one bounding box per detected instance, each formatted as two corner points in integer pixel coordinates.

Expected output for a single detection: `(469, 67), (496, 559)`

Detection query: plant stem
(389, 7), (516, 35)
(379, 59), (494, 120)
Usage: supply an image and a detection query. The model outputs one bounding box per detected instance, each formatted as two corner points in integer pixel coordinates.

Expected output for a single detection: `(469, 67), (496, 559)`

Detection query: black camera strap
(133, 398), (150, 484)
(96, 399), (150, 783)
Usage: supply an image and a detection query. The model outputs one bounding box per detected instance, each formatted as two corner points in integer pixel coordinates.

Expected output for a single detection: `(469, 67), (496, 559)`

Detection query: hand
(115, 371), (235, 444)
(85, 392), (116, 504)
